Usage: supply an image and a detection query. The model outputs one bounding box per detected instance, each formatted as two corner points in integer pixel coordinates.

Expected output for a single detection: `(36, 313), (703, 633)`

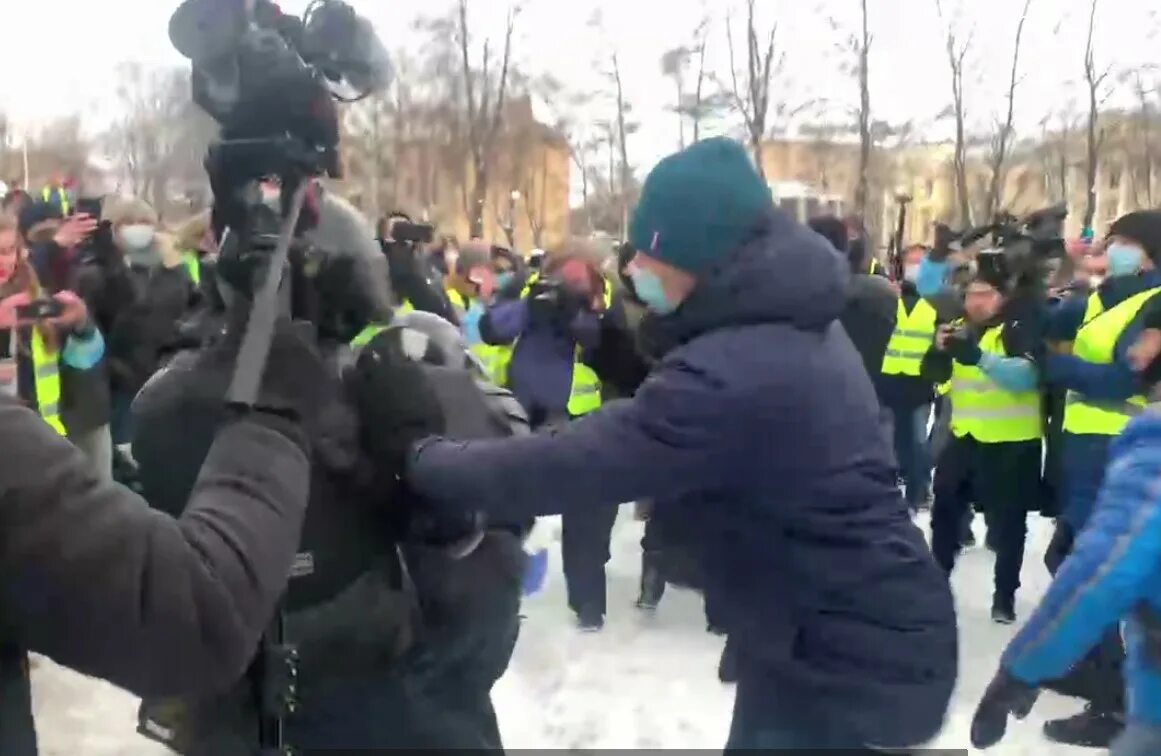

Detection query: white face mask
(903, 263), (921, 283)
(119, 224), (156, 250)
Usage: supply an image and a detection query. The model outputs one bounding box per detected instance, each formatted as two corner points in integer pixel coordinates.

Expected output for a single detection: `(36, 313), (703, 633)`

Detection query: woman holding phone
(0, 213), (105, 444)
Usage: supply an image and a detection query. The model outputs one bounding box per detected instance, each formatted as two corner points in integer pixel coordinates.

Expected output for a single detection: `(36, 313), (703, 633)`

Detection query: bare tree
(853, 0), (872, 217)
(983, 0), (1032, 220)
(607, 52), (637, 239)
(106, 63), (210, 217)
(687, 20), (716, 143)
(455, 0), (518, 238)
(661, 46), (691, 149)
(935, 0), (975, 227)
(724, 0), (779, 178)
(1131, 71), (1158, 206)
(1082, 0), (1113, 232)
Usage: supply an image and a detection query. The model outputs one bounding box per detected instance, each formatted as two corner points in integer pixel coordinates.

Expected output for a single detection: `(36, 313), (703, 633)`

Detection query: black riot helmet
(216, 187), (395, 344)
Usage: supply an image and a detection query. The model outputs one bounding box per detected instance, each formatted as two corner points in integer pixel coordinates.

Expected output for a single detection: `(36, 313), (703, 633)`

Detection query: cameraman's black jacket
(131, 342), (417, 752)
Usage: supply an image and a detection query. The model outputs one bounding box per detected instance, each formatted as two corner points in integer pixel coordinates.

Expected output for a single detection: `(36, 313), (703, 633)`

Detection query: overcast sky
(1, 0), (1157, 178)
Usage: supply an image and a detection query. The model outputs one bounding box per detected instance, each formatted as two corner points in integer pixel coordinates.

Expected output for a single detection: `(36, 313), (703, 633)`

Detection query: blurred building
(343, 96), (570, 253)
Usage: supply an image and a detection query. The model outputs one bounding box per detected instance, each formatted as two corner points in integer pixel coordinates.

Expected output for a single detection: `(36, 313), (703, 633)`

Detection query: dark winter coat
(98, 261), (198, 396)
(839, 271), (898, 395)
(407, 210), (958, 748)
(0, 394), (310, 700)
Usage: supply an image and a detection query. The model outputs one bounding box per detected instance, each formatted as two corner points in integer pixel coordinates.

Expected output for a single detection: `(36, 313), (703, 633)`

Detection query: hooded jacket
(407, 210), (958, 748)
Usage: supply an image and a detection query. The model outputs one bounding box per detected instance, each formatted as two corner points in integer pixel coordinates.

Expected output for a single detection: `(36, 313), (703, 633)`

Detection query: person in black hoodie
(807, 216), (897, 402)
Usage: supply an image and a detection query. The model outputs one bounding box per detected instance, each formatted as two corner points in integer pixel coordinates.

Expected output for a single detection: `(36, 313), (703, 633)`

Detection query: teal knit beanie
(629, 137), (774, 274)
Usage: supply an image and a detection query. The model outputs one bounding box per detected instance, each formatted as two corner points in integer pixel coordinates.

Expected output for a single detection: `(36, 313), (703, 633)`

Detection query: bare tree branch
(984, 0), (1032, 219)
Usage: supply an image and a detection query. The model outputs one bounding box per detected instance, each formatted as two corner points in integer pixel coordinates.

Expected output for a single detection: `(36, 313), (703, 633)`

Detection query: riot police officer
(131, 191), (526, 753)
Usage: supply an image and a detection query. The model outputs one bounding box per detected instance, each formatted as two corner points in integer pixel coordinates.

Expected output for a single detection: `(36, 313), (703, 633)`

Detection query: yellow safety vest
(492, 274), (613, 416)
(948, 322), (1041, 443)
(881, 299), (937, 377)
(868, 258), (880, 276)
(42, 186), (69, 216)
(1062, 286), (1161, 436)
(445, 288), (507, 384)
(182, 251), (201, 286)
(1081, 291), (1104, 324)
(30, 329), (67, 436)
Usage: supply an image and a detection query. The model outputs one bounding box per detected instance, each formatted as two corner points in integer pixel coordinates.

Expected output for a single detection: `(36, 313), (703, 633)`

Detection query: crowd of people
(3, 135), (1161, 755)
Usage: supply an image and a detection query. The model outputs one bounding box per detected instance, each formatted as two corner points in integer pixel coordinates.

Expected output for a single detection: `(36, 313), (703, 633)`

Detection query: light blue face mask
(1106, 243), (1145, 278)
(629, 266), (676, 315)
(495, 271), (515, 290)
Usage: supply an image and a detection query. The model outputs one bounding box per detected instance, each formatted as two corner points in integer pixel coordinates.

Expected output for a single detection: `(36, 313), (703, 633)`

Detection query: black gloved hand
(971, 669), (1040, 749)
(944, 331), (983, 366)
(207, 318), (330, 449)
(347, 325), (447, 470)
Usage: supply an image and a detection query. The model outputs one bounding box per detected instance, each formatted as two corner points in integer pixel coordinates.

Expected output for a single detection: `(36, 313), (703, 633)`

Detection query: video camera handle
(225, 180), (310, 408)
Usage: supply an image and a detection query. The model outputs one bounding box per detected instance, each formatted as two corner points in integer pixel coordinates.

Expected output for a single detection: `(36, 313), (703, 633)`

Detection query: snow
(31, 506), (1099, 754)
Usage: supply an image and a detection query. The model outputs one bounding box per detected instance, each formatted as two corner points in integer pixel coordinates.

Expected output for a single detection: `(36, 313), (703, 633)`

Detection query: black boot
(718, 637), (738, 684)
(636, 552), (666, 610)
(991, 594), (1016, 625)
(1043, 704), (1124, 748)
(576, 605), (604, 632)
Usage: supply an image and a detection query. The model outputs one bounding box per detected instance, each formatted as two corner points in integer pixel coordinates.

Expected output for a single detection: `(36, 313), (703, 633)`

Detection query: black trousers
(562, 503), (620, 616)
(930, 435), (1041, 601)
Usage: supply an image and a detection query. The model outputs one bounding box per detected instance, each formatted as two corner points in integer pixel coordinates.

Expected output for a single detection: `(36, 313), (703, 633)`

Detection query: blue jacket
(408, 210), (957, 747)
(1004, 410), (1161, 725)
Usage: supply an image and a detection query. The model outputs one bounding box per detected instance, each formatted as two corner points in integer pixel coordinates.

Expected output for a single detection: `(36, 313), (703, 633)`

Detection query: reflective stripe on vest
(880, 299), (937, 376)
(949, 324), (1041, 443)
(1063, 286), (1161, 436)
(31, 329), (67, 436)
(42, 186), (69, 216)
(182, 252), (201, 286)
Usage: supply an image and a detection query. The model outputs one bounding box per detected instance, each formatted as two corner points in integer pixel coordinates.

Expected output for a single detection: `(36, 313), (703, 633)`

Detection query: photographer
(379, 212), (458, 324)
(479, 240), (619, 630)
(1033, 210), (1161, 748)
(921, 272), (1043, 625)
(0, 318), (318, 754)
(0, 214), (112, 472)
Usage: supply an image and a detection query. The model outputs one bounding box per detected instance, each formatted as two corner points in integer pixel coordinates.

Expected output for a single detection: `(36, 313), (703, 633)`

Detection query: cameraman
(1034, 210), (1161, 748)
(921, 272), (1043, 625)
(133, 193), (525, 752)
(479, 241), (619, 630)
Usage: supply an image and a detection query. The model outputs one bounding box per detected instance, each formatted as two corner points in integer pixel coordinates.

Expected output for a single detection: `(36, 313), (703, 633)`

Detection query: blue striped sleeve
(61, 328), (105, 370)
(1003, 413), (1161, 684)
(978, 353), (1038, 392)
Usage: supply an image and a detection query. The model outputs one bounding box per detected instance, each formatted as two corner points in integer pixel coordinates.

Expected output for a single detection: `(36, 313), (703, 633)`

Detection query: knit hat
(629, 137), (773, 274)
(1108, 210), (1161, 263)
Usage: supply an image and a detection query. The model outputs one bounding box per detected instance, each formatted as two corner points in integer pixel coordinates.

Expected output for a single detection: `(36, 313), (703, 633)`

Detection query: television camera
(941, 204), (1068, 292)
(169, 0), (392, 408)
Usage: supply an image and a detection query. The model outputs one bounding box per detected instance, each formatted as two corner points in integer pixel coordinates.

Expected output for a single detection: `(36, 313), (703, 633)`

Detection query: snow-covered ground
(33, 507), (1096, 754)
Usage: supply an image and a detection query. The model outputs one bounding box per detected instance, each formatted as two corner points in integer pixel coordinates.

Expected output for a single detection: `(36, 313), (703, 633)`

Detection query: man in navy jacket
(395, 138), (958, 750)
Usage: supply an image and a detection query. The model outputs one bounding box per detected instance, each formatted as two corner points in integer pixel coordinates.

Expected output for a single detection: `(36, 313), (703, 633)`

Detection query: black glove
(971, 669), (1040, 749)
(347, 326), (448, 470)
(944, 331), (983, 366)
(207, 318), (330, 448)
